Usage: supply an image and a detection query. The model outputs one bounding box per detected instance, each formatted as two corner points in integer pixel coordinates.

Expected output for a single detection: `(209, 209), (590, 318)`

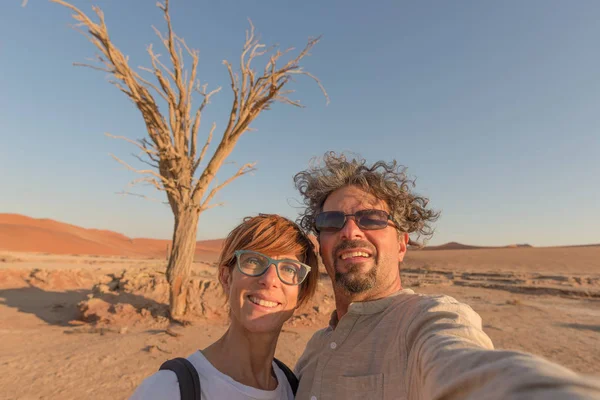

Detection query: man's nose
(339, 216), (364, 240)
(257, 264), (280, 287)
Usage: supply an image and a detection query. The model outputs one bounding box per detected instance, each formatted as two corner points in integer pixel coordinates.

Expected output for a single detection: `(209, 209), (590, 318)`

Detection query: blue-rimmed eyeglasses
(234, 250), (311, 286)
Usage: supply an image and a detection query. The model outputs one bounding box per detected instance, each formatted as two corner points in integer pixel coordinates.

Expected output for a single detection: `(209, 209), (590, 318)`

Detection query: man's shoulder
(391, 290), (467, 311)
(391, 290), (493, 350)
(388, 290), (482, 327)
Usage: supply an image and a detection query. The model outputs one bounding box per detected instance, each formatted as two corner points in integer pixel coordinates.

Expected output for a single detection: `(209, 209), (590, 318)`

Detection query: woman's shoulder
(130, 352), (294, 400)
(129, 352), (207, 400)
(128, 369), (180, 400)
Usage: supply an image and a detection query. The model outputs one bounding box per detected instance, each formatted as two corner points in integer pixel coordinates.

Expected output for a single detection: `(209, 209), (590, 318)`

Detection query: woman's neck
(201, 323), (281, 390)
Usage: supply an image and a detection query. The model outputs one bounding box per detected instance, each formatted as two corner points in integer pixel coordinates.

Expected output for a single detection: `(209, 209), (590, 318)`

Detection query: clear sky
(1, 0), (599, 247)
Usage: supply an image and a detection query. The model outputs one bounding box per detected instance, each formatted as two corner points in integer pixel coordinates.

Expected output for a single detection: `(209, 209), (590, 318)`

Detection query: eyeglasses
(234, 250), (311, 286)
(314, 209), (395, 232)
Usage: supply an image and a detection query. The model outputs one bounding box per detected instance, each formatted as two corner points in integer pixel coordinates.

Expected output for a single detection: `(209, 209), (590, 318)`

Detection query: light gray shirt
(295, 289), (600, 400)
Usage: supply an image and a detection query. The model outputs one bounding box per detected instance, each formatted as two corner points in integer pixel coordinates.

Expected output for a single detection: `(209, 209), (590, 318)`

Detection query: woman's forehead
(242, 249), (300, 261)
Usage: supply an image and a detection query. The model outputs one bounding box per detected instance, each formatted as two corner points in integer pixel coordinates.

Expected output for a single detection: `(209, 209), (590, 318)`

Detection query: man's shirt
(295, 289), (600, 400)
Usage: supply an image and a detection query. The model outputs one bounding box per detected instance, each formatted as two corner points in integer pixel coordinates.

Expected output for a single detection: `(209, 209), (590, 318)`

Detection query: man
(293, 152), (600, 400)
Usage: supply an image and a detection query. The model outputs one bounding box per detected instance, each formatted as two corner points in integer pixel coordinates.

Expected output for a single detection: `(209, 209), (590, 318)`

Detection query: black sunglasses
(314, 209), (395, 232)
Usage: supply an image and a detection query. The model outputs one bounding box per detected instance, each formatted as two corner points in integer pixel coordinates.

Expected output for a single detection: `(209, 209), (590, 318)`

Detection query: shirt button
(330, 342), (337, 349)
(311, 396), (317, 400)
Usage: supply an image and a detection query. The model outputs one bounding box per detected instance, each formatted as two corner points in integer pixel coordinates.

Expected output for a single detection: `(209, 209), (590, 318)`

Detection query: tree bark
(166, 206), (200, 320)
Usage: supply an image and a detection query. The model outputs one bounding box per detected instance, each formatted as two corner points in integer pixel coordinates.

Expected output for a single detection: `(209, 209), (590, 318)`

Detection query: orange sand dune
(0, 214), (223, 260)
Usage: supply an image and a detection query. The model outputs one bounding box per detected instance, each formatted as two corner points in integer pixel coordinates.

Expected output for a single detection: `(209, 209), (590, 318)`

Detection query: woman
(130, 214), (319, 399)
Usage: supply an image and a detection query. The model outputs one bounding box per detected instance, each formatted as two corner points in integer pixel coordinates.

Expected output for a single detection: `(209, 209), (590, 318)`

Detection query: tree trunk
(166, 206), (200, 320)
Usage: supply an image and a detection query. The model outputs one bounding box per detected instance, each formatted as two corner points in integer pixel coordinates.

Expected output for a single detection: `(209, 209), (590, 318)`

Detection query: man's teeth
(340, 251), (371, 260)
(249, 296), (278, 308)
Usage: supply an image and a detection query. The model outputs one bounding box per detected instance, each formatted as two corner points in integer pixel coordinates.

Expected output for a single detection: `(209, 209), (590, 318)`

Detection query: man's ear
(398, 232), (409, 262)
(219, 266), (232, 292)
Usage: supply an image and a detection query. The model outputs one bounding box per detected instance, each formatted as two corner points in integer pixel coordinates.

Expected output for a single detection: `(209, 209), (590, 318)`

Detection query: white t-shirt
(129, 351), (295, 400)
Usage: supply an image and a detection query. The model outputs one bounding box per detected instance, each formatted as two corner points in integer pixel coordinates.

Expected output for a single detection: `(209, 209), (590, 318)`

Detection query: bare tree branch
(199, 162), (256, 212)
(108, 153), (181, 202)
(199, 201), (225, 211)
(105, 133), (158, 156)
(116, 190), (169, 204)
(137, 65), (170, 102)
(72, 62), (112, 73)
(131, 153), (160, 169)
(192, 122), (216, 176)
(192, 24), (327, 205)
(109, 153), (164, 181)
(190, 86), (221, 162)
(54, 2), (176, 153)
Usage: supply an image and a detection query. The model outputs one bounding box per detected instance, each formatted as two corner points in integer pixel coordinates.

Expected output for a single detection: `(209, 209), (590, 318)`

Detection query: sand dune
(0, 214), (223, 261)
(424, 241), (535, 251)
(423, 241), (486, 250)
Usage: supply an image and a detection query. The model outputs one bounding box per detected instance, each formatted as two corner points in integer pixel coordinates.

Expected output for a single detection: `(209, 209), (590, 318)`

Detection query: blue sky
(1, 0), (599, 246)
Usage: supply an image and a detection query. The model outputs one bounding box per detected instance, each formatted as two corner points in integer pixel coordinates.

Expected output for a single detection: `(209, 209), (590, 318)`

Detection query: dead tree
(52, 0), (327, 320)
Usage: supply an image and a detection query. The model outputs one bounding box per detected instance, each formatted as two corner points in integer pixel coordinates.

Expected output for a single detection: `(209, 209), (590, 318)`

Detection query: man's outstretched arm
(405, 296), (600, 400)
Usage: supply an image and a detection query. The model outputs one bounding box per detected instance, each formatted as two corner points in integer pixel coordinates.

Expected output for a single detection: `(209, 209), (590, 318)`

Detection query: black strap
(159, 356), (298, 398)
(159, 357), (201, 400)
(274, 358), (299, 396)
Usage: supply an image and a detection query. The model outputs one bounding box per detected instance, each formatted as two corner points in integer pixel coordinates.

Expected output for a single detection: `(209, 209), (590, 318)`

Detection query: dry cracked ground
(1, 246), (599, 399)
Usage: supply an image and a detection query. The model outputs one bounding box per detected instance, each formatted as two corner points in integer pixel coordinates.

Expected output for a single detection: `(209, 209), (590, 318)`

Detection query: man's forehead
(322, 185), (388, 212)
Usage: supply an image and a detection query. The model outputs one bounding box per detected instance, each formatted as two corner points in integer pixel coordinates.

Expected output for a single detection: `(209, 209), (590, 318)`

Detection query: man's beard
(334, 260), (378, 294)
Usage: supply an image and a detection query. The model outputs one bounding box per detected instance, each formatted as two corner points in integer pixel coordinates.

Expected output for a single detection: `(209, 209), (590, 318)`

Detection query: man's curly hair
(294, 152), (440, 245)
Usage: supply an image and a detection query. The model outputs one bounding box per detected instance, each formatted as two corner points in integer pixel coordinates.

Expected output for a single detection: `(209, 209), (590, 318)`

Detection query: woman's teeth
(248, 296), (278, 308)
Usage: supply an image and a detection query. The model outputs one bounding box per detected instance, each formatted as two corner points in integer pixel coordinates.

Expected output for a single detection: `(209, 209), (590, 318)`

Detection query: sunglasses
(315, 209), (395, 232)
(234, 250), (312, 286)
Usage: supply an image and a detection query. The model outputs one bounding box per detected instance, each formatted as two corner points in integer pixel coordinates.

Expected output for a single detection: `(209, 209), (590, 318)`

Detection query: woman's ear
(219, 265), (232, 292)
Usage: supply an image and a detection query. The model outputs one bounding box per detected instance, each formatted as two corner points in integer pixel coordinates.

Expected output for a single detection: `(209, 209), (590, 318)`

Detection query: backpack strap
(273, 358), (299, 396)
(159, 357), (201, 400)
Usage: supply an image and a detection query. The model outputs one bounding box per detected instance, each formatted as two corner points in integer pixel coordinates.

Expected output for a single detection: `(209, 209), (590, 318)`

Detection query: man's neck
(334, 278), (402, 323)
(201, 323), (281, 390)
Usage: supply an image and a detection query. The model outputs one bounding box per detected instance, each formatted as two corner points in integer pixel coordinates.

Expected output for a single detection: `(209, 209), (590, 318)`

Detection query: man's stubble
(335, 263), (378, 294)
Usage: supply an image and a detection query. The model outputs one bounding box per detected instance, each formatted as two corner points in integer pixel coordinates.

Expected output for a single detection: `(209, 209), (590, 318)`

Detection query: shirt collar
(328, 288), (415, 329)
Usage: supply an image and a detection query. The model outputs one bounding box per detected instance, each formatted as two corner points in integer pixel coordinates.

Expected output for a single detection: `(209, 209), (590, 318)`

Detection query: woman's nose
(257, 264), (280, 287)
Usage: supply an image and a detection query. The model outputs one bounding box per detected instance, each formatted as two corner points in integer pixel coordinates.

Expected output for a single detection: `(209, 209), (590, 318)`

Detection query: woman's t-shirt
(129, 351), (294, 400)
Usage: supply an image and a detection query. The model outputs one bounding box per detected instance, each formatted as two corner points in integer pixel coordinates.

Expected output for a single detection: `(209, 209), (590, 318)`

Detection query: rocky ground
(1, 246), (599, 399)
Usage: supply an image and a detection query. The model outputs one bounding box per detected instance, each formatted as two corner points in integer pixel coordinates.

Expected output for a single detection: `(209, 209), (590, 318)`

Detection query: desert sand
(1, 214), (599, 399)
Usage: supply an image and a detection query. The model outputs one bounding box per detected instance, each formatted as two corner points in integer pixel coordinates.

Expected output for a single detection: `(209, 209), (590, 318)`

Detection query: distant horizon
(2, 212), (598, 250)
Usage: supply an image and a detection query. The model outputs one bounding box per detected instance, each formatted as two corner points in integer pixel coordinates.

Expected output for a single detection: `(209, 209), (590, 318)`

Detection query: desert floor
(1, 246), (599, 399)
